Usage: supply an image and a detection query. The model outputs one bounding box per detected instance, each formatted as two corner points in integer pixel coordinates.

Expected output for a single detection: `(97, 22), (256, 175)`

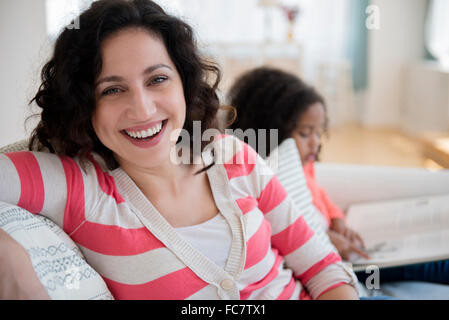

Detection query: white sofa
(315, 162), (449, 299)
(315, 162), (449, 212)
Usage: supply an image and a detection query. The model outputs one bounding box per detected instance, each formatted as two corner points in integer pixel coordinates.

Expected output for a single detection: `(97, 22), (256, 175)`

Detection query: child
(227, 66), (449, 286)
(227, 66), (368, 261)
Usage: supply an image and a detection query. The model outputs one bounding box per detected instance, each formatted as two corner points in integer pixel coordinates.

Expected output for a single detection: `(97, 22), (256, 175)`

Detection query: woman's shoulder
(1, 149), (66, 166)
(0, 139), (109, 168)
(1, 149), (111, 179)
(203, 134), (272, 181)
(205, 134), (259, 165)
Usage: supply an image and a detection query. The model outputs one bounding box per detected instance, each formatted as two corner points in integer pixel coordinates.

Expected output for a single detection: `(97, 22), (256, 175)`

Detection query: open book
(345, 193), (449, 272)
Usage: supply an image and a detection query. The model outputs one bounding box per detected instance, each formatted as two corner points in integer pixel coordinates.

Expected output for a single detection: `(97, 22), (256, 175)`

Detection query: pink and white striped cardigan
(0, 134), (356, 299)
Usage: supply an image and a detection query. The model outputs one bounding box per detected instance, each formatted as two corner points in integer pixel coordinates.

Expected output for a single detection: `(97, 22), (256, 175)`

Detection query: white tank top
(175, 213), (232, 269)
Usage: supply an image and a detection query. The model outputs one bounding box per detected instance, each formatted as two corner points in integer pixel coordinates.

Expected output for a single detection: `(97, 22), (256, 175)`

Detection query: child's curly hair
(29, 0), (221, 170)
(227, 66), (327, 156)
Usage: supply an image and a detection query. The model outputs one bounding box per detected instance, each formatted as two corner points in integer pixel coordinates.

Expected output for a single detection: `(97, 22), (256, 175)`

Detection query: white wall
(362, 0), (428, 128)
(0, 0), (50, 147)
(0, 0), (431, 145)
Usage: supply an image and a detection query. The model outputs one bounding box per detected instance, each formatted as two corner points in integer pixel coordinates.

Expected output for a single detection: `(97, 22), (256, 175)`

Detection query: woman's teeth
(125, 121), (163, 139)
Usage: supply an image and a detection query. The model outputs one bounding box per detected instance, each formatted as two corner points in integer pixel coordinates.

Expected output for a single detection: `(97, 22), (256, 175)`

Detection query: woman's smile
(121, 119), (168, 148)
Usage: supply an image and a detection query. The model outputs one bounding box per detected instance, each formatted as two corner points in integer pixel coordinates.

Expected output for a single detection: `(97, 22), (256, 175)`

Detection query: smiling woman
(0, 0), (359, 300)
(31, 0), (221, 171)
(92, 28), (187, 172)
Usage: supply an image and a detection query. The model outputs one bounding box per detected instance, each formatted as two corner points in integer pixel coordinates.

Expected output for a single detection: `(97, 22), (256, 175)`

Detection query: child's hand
(330, 218), (365, 248)
(327, 230), (370, 261)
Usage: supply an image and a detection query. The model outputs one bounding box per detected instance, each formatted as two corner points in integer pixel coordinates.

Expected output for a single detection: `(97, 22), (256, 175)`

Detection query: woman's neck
(119, 156), (203, 198)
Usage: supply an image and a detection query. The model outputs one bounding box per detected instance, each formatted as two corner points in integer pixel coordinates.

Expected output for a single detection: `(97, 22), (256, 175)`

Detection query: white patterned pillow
(0, 202), (114, 300)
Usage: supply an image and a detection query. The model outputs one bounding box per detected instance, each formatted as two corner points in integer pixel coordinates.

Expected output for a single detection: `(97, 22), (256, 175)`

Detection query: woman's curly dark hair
(227, 67), (327, 157)
(29, 0), (221, 170)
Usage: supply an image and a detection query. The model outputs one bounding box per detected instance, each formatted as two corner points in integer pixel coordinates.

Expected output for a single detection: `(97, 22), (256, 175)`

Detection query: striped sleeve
(0, 152), (127, 236)
(244, 146), (357, 299)
(0, 151), (80, 231)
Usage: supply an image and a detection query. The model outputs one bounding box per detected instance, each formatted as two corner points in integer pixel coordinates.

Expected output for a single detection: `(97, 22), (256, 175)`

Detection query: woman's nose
(127, 87), (156, 120)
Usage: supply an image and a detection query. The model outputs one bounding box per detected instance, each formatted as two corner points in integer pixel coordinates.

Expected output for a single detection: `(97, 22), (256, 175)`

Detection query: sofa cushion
(0, 201), (114, 299)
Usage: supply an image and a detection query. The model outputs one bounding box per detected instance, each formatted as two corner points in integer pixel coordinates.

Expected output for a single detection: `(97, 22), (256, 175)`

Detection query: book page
(345, 194), (449, 268)
(349, 229), (449, 268)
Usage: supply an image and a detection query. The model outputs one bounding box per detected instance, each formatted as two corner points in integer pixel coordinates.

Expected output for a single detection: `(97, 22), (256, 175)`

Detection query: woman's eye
(101, 87), (122, 96)
(299, 132), (310, 138)
(149, 76), (168, 85)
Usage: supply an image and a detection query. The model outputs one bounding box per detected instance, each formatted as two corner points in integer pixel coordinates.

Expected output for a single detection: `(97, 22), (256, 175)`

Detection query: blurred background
(1, 0), (448, 169)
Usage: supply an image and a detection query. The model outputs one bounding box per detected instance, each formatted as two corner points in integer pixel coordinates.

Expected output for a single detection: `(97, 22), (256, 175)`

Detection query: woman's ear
(220, 105), (237, 129)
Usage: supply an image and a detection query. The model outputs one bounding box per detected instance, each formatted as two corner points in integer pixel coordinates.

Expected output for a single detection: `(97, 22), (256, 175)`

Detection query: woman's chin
(116, 144), (173, 170)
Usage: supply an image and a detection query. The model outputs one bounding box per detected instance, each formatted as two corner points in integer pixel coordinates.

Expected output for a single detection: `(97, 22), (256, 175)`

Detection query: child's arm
(330, 218), (366, 249)
(317, 182), (366, 248)
(327, 229), (370, 260)
(317, 183), (346, 221)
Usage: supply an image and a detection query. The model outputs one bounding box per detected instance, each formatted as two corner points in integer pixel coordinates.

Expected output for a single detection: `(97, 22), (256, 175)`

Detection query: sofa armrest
(314, 162), (449, 212)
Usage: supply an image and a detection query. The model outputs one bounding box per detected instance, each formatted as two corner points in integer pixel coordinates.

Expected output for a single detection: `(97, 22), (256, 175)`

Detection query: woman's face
(291, 102), (326, 165)
(92, 28), (186, 170)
